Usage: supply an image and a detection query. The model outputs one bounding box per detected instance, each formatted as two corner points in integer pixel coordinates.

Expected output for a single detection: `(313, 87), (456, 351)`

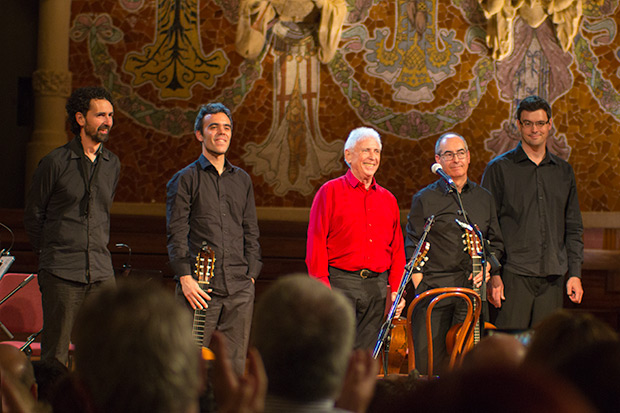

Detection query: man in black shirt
(24, 87), (119, 364)
(405, 132), (503, 374)
(166, 103), (262, 376)
(481, 95), (583, 329)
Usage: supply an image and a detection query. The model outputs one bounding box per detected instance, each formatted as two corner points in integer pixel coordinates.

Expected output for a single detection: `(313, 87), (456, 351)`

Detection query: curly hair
(65, 87), (114, 135)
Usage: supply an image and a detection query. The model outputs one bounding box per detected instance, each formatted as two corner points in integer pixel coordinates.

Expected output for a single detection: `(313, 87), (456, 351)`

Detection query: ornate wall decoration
(364, 0), (464, 104)
(123, 0), (229, 99)
(236, 0), (348, 195)
(65, 0), (620, 211)
(479, 0), (583, 60)
(485, 18), (575, 159)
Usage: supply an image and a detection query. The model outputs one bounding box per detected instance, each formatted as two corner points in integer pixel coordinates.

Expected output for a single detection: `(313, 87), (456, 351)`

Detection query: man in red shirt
(306, 127), (406, 349)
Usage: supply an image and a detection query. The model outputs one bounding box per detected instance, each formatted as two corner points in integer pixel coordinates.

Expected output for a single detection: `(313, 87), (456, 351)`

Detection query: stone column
(26, 0), (72, 188)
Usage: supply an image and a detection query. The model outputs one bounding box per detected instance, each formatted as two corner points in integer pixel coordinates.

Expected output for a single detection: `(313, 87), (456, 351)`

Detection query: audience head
(72, 282), (200, 413)
(556, 340), (620, 413)
(411, 365), (594, 413)
(0, 343), (37, 399)
(524, 310), (618, 371)
(460, 332), (526, 371)
(366, 373), (420, 413)
(252, 274), (355, 402)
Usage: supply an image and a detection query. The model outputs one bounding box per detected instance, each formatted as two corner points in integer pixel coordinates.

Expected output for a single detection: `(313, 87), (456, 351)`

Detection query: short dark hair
(516, 96), (552, 122)
(194, 103), (233, 133)
(65, 87), (114, 135)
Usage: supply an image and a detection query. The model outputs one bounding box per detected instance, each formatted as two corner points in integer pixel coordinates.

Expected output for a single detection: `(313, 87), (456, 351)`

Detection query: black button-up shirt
(405, 179), (504, 287)
(481, 142), (583, 278)
(166, 155), (262, 296)
(23, 137), (120, 283)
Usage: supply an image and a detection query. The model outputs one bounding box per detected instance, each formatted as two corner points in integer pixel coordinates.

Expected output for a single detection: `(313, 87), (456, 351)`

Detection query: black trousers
(328, 267), (387, 350)
(490, 270), (563, 329)
(177, 283), (254, 376)
(38, 269), (116, 365)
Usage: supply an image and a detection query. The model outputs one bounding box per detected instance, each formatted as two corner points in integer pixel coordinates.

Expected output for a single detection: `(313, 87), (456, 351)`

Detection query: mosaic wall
(69, 0), (620, 211)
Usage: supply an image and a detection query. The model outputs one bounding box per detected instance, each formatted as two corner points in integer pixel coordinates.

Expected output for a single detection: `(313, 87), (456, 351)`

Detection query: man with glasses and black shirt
(481, 95), (584, 330)
(405, 132), (503, 374)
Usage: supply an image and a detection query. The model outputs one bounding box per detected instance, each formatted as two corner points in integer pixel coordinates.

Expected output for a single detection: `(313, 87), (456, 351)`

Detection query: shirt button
(369, 239), (373, 243)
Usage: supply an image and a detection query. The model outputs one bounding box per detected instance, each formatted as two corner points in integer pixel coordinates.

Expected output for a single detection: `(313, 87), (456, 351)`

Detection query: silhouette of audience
(68, 282), (202, 413)
(524, 309), (618, 371)
(251, 274), (377, 412)
(460, 332), (526, 371)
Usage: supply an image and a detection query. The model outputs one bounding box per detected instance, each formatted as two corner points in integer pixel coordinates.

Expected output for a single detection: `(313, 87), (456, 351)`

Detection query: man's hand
(211, 331), (267, 413)
(487, 275), (505, 308)
(411, 272), (423, 289)
(468, 262), (491, 288)
(566, 276), (584, 304)
(391, 291), (406, 319)
(335, 349), (379, 413)
(179, 275), (211, 310)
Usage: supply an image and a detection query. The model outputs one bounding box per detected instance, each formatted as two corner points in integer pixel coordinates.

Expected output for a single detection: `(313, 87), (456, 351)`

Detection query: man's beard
(84, 124), (111, 143)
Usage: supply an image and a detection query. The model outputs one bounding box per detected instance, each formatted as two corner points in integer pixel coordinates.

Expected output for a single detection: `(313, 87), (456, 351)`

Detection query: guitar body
(445, 321), (496, 354)
(192, 243), (215, 349)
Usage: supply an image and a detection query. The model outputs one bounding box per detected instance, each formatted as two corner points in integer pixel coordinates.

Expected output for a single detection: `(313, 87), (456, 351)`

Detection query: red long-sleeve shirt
(306, 170), (405, 293)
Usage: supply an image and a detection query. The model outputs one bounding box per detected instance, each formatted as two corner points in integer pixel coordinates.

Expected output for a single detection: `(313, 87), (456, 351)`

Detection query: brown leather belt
(331, 267), (383, 279)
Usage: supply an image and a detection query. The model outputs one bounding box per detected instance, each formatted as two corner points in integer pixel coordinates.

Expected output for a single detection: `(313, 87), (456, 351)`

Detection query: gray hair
(435, 132), (468, 155)
(73, 282), (200, 413)
(344, 127), (382, 166)
(252, 274), (355, 402)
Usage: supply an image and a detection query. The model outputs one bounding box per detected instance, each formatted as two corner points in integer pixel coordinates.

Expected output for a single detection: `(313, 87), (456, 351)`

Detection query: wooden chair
(405, 287), (481, 376)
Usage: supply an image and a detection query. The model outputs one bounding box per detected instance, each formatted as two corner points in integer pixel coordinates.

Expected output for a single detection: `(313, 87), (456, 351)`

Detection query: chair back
(0, 273), (42, 335)
(405, 287), (481, 376)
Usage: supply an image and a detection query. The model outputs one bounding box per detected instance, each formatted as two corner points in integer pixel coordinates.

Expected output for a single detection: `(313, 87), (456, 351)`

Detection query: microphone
(431, 163), (455, 188)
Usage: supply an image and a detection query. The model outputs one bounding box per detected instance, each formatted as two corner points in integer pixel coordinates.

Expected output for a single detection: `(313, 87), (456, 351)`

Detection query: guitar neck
(192, 281), (211, 347)
(472, 255), (482, 344)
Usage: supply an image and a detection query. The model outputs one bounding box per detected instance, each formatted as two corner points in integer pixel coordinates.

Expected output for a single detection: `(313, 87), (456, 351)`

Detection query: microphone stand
(20, 329), (42, 356)
(451, 186), (491, 327)
(373, 216), (434, 376)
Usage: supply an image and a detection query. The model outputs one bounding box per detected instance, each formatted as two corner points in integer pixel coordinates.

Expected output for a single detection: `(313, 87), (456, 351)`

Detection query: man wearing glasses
(481, 95), (584, 330)
(405, 132), (503, 374)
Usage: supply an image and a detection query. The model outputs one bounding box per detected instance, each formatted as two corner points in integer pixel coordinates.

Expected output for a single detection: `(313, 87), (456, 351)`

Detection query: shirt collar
(514, 141), (556, 165)
(345, 168), (376, 190)
(198, 153), (235, 172)
(438, 177), (473, 194)
(69, 136), (108, 161)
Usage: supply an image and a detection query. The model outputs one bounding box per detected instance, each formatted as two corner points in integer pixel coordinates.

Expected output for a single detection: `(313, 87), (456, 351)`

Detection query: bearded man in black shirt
(405, 132), (503, 374)
(24, 86), (119, 365)
(481, 95), (583, 329)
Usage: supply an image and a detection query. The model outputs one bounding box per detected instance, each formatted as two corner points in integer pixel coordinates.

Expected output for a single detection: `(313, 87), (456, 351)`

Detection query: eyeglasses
(439, 149), (467, 161)
(520, 120), (549, 129)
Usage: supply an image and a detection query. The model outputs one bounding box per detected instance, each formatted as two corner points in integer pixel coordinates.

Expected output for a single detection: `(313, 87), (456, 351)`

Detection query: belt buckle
(359, 269), (370, 279)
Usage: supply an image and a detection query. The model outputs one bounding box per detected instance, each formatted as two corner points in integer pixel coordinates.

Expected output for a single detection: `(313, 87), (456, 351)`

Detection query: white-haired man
(306, 127), (405, 349)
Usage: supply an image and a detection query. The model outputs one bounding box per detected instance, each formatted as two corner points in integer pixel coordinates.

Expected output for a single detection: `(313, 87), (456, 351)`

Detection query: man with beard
(24, 86), (120, 365)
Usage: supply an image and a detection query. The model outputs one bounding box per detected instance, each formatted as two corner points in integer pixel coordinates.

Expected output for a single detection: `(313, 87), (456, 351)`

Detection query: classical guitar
(445, 220), (495, 353)
(373, 215), (434, 366)
(192, 242), (215, 359)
